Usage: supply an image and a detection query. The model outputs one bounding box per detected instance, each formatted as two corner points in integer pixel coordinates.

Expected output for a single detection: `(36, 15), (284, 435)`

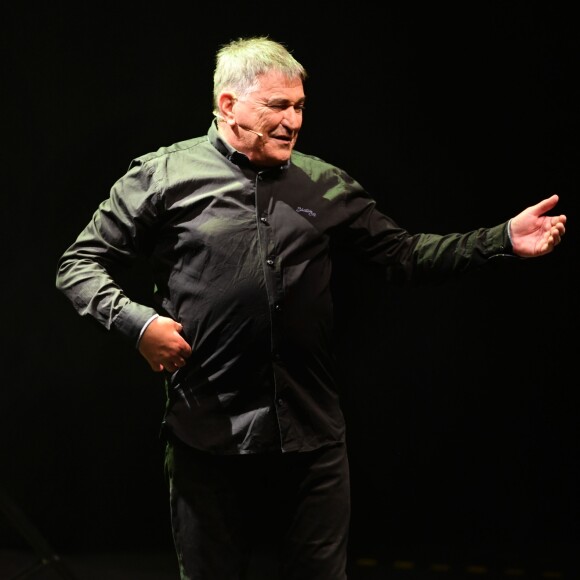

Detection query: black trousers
(164, 436), (351, 580)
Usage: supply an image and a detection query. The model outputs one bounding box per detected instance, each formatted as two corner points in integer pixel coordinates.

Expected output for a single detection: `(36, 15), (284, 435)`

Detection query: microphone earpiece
(216, 112), (264, 138)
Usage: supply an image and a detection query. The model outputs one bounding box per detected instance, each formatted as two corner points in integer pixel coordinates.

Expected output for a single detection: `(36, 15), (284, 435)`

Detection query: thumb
(531, 194), (559, 216)
(149, 361), (164, 372)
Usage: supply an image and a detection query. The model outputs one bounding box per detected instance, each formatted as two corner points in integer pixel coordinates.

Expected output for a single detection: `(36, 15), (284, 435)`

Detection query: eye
(266, 102), (306, 112)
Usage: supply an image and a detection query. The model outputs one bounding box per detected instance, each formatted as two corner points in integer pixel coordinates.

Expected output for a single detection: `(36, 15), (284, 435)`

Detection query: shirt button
(260, 217), (268, 224)
(274, 304), (282, 312)
(277, 398), (284, 406)
(266, 258), (274, 266)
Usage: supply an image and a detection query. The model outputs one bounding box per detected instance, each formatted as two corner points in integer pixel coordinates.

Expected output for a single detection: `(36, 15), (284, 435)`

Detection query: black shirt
(56, 120), (512, 455)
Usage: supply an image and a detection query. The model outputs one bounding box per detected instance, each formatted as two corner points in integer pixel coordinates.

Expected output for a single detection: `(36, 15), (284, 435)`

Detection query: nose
(282, 106), (302, 130)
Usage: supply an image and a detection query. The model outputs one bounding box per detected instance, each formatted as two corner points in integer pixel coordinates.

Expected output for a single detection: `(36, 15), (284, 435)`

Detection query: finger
(165, 358), (185, 371)
(552, 215), (567, 229)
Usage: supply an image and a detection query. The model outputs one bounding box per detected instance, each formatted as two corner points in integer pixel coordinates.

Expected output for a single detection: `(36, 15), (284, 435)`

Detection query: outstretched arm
(509, 194), (567, 257)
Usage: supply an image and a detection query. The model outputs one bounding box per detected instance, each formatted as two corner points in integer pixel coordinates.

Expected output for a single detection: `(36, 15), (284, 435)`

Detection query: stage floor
(0, 546), (574, 580)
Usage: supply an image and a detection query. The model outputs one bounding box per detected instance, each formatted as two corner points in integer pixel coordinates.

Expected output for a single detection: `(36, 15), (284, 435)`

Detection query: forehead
(253, 71), (305, 99)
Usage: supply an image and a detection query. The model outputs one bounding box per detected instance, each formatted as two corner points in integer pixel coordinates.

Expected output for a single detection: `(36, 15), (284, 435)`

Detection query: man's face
(229, 71), (305, 167)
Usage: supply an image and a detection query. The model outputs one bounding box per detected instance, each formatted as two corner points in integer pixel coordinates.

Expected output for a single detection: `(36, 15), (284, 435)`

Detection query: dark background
(4, 2), (579, 575)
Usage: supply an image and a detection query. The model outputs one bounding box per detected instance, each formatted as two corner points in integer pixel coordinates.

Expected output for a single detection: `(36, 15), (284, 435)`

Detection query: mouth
(271, 134), (294, 143)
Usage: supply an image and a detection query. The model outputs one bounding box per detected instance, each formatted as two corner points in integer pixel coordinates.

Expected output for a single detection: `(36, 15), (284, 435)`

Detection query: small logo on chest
(296, 206), (317, 218)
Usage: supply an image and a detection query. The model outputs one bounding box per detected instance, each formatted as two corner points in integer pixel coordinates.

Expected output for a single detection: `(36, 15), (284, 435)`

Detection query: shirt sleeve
(331, 173), (516, 284)
(55, 161), (160, 345)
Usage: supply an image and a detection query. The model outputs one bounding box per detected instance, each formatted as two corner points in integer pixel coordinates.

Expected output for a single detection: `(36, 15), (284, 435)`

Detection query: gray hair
(212, 36), (307, 117)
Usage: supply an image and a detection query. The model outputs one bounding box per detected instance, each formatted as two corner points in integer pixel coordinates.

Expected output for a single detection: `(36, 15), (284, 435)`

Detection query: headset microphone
(237, 124), (263, 138)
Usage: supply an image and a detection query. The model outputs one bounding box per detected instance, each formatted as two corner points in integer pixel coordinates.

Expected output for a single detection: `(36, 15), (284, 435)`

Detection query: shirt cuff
(137, 314), (160, 348)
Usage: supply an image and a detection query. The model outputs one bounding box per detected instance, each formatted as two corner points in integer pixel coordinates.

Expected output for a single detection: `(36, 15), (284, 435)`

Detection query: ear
(218, 92), (237, 125)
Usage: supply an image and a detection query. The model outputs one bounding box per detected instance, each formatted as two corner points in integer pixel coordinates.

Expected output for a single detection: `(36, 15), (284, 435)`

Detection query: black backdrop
(4, 2), (579, 571)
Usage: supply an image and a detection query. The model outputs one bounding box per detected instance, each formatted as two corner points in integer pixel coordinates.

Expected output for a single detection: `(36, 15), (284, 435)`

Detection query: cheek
(263, 115), (281, 128)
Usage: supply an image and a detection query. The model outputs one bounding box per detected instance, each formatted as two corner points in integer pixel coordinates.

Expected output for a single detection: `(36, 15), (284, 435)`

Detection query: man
(55, 36), (566, 579)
